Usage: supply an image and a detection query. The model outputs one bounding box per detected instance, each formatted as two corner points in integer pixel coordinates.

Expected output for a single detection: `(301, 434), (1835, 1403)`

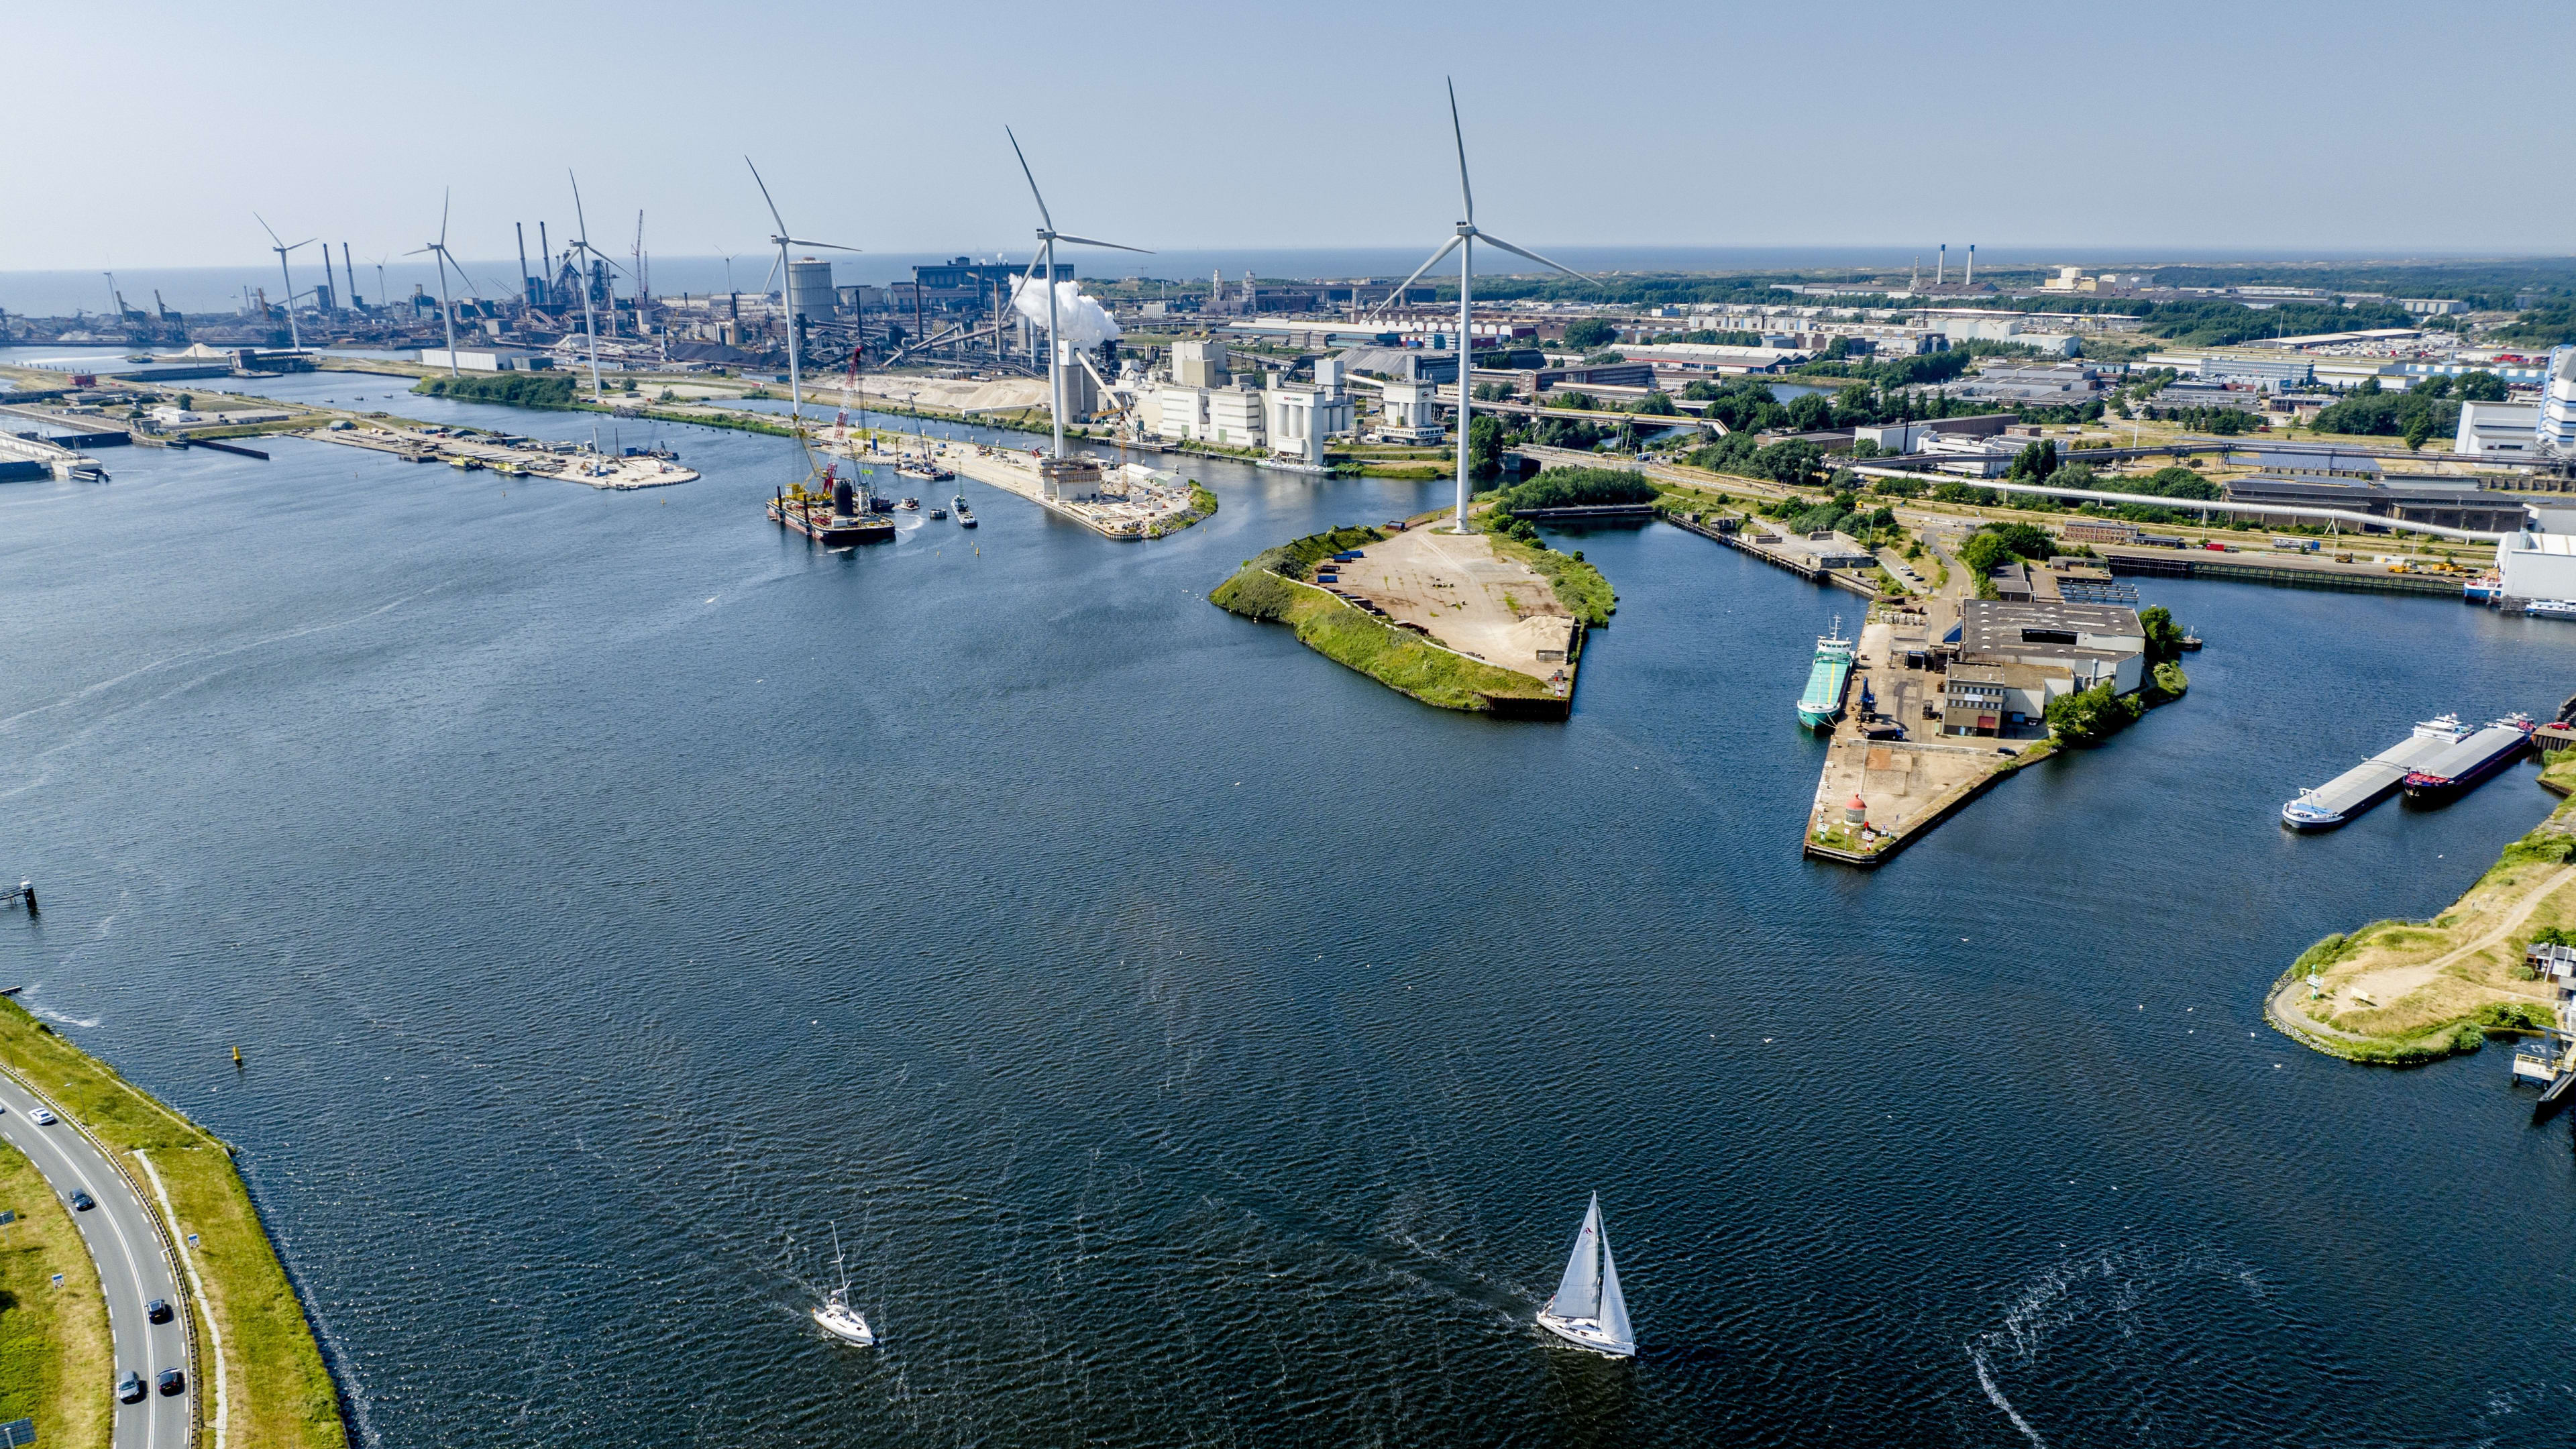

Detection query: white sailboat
(810, 1225), (877, 1348)
(1535, 1193), (1634, 1357)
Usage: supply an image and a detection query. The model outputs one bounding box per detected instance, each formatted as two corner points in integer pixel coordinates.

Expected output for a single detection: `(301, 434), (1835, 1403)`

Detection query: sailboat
(810, 1225), (877, 1348)
(1535, 1193), (1634, 1357)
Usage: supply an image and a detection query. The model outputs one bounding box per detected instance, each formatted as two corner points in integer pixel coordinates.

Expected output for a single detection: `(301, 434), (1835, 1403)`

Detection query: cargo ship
(1796, 620), (1856, 730)
(2282, 713), (2467, 830)
(2402, 714), (2535, 803)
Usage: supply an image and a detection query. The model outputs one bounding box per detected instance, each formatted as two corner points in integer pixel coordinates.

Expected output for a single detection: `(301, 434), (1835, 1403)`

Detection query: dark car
(117, 1371), (145, 1404)
(69, 1189), (95, 1212)
(146, 1298), (172, 1324)
(156, 1368), (184, 1397)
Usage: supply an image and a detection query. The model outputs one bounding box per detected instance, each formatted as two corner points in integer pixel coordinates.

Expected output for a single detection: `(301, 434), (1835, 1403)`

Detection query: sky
(3, 0), (2569, 277)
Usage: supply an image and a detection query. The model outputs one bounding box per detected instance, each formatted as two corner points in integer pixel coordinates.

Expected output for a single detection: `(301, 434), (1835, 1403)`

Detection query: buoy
(230, 1046), (241, 1066)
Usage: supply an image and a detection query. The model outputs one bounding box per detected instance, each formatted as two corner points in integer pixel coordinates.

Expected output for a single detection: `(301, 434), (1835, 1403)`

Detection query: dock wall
(2104, 552), (2459, 596)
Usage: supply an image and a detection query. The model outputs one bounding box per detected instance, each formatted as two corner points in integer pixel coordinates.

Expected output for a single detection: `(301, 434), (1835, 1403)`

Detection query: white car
(28, 1108), (56, 1126)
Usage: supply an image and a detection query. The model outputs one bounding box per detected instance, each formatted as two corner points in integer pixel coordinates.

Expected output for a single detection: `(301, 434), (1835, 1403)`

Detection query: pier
(1663, 511), (1881, 600)
(305, 426), (696, 488)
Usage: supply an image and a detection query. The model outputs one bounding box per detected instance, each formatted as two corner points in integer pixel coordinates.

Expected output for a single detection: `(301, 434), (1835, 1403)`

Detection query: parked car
(118, 1371), (145, 1404)
(157, 1368), (184, 1396)
(69, 1189), (95, 1212)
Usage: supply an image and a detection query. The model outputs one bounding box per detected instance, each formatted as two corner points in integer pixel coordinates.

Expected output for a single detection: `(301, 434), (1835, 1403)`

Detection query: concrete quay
(304, 426), (696, 488)
(823, 429), (1209, 541)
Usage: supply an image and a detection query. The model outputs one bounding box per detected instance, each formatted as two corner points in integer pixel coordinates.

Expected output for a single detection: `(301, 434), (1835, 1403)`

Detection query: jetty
(305, 425), (696, 488)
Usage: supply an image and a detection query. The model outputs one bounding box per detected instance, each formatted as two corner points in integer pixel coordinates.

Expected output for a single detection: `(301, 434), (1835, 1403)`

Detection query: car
(145, 1298), (172, 1324)
(28, 1108), (55, 1126)
(156, 1368), (184, 1397)
(117, 1371), (145, 1404)
(69, 1189), (95, 1212)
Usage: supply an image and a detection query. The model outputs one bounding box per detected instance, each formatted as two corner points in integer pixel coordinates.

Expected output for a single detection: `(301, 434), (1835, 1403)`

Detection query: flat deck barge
(769, 494), (895, 545)
(2282, 714), (2466, 830)
(2403, 715), (2534, 803)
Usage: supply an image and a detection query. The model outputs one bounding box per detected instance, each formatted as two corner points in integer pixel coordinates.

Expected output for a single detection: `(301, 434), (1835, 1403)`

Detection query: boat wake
(1964, 1246), (2270, 1448)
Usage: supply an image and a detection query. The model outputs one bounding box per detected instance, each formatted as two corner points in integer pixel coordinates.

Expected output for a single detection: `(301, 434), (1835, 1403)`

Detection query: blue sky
(3, 0), (2568, 272)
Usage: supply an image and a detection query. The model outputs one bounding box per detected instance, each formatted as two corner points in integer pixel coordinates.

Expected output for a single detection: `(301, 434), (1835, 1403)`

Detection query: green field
(0, 1002), (344, 1449)
(0, 1133), (111, 1449)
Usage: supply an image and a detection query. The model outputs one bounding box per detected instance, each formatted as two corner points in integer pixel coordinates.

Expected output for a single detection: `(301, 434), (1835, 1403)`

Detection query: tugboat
(953, 494), (975, 527)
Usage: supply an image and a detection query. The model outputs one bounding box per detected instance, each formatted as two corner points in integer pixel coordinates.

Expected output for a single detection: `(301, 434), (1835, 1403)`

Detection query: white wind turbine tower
(564, 170), (628, 402)
(1375, 79), (1591, 531)
(745, 157), (860, 435)
(254, 213), (317, 351)
(1004, 127), (1150, 460)
(402, 190), (464, 378)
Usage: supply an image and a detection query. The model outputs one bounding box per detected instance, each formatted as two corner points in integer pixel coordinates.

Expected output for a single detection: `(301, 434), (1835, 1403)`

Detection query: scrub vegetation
(411, 372), (577, 408)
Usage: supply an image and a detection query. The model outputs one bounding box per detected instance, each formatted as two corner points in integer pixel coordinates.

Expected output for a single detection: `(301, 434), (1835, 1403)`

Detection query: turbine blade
(287, 238), (317, 252)
(1447, 77), (1473, 225)
(745, 156), (789, 237)
(763, 250), (782, 294)
(783, 239), (864, 253)
(1472, 231), (1591, 283)
(568, 169), (589, 242)
(254, 212), (283, 247)
(1371, 235), (1460, 315)
(402, 246), (432, 256)
(1050, 233), (1152, 255)
(1005, 127), (1053, 232)
(440, 186), (450, 248)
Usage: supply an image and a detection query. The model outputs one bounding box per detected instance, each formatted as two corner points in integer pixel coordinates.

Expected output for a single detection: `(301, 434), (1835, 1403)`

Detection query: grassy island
(2268, 753), (2576, 1064)
(412, 372), (578, 409)
(0, 1000), (345, 1448)
(1210, 523), (1587, 714)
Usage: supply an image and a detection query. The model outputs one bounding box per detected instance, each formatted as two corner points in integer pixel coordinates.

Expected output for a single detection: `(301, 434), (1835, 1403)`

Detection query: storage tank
(786, 258), (837, 321)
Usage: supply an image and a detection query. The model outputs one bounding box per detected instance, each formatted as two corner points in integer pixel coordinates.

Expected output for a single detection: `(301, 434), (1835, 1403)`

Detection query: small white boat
(2528, 599), (2576, 620)
(1535, 1193), (1634, 1358)
(810, 1226), (876, 1348)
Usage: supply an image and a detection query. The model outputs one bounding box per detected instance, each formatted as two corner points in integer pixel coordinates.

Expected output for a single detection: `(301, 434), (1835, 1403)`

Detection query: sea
(5, 353), (2576, 1446)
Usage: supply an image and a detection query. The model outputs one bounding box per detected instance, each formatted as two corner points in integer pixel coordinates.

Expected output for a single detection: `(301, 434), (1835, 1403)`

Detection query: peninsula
(1210, 481), (1617, 715)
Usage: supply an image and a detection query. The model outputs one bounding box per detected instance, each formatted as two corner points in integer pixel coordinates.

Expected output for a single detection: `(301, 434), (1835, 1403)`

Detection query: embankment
(2267, 754), (2575, 1065)
(1209, 527), (1565, 714)
(0, 1001), (345, 1448)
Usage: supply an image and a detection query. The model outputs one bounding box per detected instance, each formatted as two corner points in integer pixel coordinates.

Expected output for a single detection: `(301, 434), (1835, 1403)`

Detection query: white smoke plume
(1010, 277), (1121, 351)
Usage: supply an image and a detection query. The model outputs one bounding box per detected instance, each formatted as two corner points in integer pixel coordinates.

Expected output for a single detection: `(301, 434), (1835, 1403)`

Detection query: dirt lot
(1324, 527), (1576, 681)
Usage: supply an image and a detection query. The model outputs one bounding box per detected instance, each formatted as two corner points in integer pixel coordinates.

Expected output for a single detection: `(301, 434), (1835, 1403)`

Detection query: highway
(0, 1071), (192, 1449)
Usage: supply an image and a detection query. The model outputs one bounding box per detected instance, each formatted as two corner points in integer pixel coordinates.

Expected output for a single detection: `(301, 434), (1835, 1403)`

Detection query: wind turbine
(402, 191), (466, 376)
(1374, 79), (1591, 531)
(255, 213), (317, 351)
(745, 156), (860, 435)
(566, 170), (626, 402)
(1004, 127), (1150, 460)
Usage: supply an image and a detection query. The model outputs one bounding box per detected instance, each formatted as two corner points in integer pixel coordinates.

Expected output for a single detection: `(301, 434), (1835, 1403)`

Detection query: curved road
(0, 1073), (191, 1449)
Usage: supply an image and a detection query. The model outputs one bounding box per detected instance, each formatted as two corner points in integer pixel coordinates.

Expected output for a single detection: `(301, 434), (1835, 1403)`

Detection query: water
(6, 418), (2576, 1446)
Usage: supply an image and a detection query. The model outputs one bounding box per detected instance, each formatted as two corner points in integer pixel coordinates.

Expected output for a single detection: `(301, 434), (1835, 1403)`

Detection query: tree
(2459, 370), (2508, 401)
(2007, 439), (2059, 480)
(1552, 390), (1595, 411)
(2045, 680), (2145, 747)
(2138, 605), (2186, 664)
(1468, 415), (1505, 482)
(1786, 393), (1833, 432)
(1561, 319), (1616, 350)
(2404, 412), (2434, 451)
(1631, 390), (1677, 416)
(1986, 522), (2051, 559)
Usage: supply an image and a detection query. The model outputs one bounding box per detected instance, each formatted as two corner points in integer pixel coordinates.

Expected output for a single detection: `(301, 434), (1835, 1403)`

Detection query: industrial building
(2220, 474), (2532, 533)
(2544, 346), (2576, 460)
(2500, 527), (2576, 602)
(2456, 399), (2542, 457)
(1939, 599), (2146, 737)
(418, 347), (552, 372)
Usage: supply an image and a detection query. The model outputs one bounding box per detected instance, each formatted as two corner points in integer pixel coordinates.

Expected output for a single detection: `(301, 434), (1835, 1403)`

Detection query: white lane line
(0, 1088), (157, 1449)
(134, 1150), (221, 1449)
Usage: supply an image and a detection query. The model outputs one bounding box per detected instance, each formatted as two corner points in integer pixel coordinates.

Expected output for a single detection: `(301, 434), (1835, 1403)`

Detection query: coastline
(0, 1000), (346, 1448)
(2265, 753), (2576, 1065)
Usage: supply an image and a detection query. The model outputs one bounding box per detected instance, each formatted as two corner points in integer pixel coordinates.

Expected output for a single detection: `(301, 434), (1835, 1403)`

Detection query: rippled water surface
(7, 396), (2576, 1446)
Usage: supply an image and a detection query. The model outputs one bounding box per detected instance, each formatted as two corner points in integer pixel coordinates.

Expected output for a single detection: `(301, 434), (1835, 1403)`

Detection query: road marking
(136, 1151), (223, 1449)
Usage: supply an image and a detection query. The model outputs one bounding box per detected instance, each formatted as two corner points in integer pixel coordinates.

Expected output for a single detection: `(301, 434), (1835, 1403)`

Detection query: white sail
(1550, 1194), (1602, 1320)
(1597, 1234), (1631, 1350)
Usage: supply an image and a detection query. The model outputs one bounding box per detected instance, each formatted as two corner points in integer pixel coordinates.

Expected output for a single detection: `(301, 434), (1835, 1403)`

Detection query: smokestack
(1937, 244), (1945, 287)
(343, 244), (356, 307)
(1966, 244), (1974, 287)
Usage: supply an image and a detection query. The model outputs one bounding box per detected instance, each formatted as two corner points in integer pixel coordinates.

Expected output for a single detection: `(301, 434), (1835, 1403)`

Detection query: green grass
(1485, 533), (1616, 627)
(1209, 534), (1558, 712)
(0, 1001), (343, 1449)
(0, 1134), (110, 1449)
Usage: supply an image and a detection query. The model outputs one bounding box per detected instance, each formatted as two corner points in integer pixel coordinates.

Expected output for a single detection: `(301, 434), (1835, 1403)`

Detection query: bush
(413, 372), (578, 408)
(1495, 466), (1659, 512)
(2045, 679), (2147, 747)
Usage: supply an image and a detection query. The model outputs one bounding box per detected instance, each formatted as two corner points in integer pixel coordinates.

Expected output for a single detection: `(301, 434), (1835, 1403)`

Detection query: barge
(2282, 714), (2467, 830)
(769, 480), (895, 545)
(2402, 714), (2535, 803)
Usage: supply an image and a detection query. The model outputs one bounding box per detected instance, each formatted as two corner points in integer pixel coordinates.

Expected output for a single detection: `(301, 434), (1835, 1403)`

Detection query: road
(0, 1072), (192, 1449)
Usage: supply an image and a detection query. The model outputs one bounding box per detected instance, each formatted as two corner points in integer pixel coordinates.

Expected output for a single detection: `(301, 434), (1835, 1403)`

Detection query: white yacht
(810, 1226), (876, 1348)
(1535, 1193), (1634, 1357)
